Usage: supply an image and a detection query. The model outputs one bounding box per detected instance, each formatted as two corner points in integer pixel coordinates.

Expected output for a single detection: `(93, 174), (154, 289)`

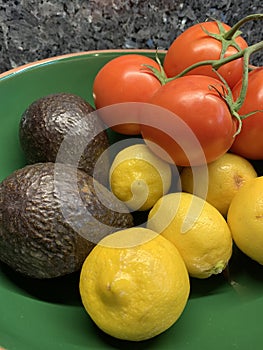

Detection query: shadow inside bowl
(249, 159), (263, 176)
(189, 273), (229, 299)
(226, 244), (263, 286)
(0, 261), (82, 305)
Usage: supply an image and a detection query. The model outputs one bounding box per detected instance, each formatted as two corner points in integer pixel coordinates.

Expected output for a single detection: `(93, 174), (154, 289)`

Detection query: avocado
(19, 92), (110, 184)
(0, 162), (133, 279)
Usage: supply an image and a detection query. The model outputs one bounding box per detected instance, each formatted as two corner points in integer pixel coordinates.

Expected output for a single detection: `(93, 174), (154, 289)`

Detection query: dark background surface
(0, 0), (262, 73)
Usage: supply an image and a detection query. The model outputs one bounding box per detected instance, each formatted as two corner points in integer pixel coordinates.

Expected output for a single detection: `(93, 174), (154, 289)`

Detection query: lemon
(109, 143), (172, 211)
(227, 176), (263, 265)
(79, 227), (190, 341)
(180, 152), (257, 217)
(147, 192), (233, 278)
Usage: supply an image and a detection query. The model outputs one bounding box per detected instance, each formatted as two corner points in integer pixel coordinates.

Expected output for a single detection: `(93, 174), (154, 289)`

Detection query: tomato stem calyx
(209, 39), (263, 137)
(142, 49), (168, 85)
(201, 20), (242, 59)
(209, 70), (243, 137)
(229, 41), (263, 135)
(202, 14), (263, 59)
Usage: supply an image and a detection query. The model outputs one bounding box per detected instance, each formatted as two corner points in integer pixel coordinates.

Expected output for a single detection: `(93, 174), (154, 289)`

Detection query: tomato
(230, 67), (263, 159)
(93, 54), (162, 135)
(139, 75), (237, 167)
(163, 21), (248, 89)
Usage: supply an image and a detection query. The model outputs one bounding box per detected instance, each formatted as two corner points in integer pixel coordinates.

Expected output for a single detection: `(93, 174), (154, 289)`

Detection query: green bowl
(0, 50), (263, 350)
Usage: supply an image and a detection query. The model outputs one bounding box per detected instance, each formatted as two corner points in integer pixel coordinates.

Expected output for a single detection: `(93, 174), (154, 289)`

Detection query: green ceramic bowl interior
(0, 50), (263, 350)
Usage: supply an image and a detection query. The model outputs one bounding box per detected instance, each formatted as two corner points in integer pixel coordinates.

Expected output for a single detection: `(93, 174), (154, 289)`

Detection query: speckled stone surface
(0, 0), (262, 73)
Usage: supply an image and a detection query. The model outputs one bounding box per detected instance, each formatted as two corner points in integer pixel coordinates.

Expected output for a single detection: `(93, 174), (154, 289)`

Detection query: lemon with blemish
(180, 152), (257, 217)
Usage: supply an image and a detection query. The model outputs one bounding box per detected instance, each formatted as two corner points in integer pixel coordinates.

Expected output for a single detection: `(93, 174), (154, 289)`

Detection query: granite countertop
(0, 0), (262, 73)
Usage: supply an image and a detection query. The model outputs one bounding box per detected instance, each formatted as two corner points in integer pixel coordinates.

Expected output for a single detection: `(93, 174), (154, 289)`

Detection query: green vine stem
(223, 13), (263, 41)
(167, 40), (263, 81)
(166, 40), (263, 136)
(201, 14), (263, 59)
(145, 14), (263, 87)
(143, 14), (263, 136)
(214, 40), (263, 116)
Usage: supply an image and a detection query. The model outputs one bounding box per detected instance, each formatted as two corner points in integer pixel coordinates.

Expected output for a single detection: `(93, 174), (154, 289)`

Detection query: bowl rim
(0, 49), (167, 80)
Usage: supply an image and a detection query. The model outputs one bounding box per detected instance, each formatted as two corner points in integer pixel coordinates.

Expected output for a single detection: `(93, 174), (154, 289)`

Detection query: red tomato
(230, 67), (263, 159)
(163, 21), (248, 89)
(140, 75), (237, 166)
(93, 54), (162, 135)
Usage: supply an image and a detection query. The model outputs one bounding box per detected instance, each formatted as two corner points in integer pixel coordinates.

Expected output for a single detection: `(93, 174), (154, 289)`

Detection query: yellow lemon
(180, 152), (257, 217)
(79, 227), (190, 341)
(147, 192), (233, 279)
(227, 176), (263, 265)
(109, 143), (172, 211)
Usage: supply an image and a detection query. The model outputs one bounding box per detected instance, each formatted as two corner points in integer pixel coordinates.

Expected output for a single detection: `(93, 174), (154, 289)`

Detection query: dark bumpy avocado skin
(19, 93), (110, 183)
(0, 162), (133, 279)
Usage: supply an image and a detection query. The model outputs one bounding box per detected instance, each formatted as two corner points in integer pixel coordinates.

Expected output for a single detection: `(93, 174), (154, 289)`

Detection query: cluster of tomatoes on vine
(92, 13), (263, 167)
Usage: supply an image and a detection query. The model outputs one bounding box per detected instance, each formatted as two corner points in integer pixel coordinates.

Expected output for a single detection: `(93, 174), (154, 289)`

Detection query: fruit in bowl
(0, 49), (190, 350)
(0, 16), (263, 348)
